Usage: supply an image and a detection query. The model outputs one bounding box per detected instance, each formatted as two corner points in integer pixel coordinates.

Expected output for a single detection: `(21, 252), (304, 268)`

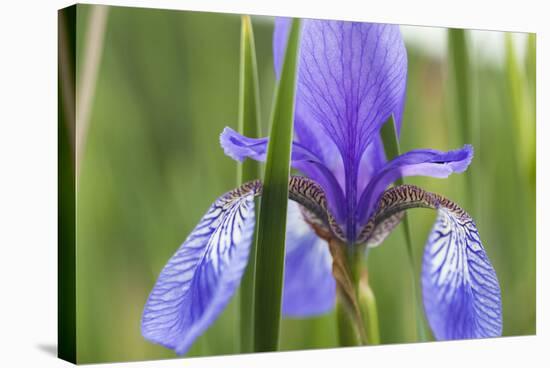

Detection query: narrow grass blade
(76, 5), (109, 179)
(526, 33), (536, 101)
(448, 29), (475, 212)
(380, 115), (427, 342)
(237, 15), (262, 354)
(526, 33), (536, 187)
(253, 18), (301, 352)
(505, 33), (535, 184)
(448, 29), (471, 144)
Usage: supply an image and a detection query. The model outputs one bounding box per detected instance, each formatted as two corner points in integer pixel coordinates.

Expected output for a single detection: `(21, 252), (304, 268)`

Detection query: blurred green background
(74, 5), (536, 363)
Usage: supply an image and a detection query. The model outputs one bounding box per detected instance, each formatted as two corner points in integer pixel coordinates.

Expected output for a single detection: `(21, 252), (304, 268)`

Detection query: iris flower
(142, 18), (502, 354)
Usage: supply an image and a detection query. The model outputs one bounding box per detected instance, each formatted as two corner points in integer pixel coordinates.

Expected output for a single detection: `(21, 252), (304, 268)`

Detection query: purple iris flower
(142, 19), (502, 355)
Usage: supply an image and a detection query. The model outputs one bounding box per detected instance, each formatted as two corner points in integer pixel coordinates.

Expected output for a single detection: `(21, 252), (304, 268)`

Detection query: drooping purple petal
(141, 184), (259, 355)
(422, 207), (502, 339)
(357, 145), (473, 227)
(361, 184), (502, 339)
(282, 201), (336, 317)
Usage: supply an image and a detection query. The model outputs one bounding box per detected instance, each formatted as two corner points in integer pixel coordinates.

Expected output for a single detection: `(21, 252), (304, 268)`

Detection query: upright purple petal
(274, 18), (408, 156)
(141, 184), (259, 355)
(282, 201), (336, 317)
(274, 19), (408, 241)
(357, 135), (387, 195)
(357, 145), (473, 227)
(422, 207), (502, 339)
(273, 17), (292, 79)
(274, 19), (407, 134)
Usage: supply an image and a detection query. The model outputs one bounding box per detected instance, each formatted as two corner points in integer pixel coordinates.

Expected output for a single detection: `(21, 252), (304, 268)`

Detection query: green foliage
(448, 29), (472, 144)
(252, 18), (301, 352)
(237, 15), (262, 354)
(505, 34), (536, 184)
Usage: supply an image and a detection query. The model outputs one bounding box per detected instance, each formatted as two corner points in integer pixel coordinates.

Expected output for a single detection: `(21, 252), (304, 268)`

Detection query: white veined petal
(422, 208), (502, 340)
(141, 183), (259, 355)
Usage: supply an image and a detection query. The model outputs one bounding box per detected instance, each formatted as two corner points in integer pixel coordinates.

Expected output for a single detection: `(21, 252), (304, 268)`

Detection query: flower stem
(336, 297), (362, 346)
(359, 274), (380, 345)
(330, 240), (368, 346)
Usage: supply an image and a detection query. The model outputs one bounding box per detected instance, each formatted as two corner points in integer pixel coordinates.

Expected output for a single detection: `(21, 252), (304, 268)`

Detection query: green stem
(402, 215), (427, 342)
(336, 297), (361, 346)
(332, 243), (369, 346)
(359, 277), (380, 345)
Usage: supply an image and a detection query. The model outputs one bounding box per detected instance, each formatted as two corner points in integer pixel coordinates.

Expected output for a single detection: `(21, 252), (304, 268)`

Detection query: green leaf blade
(237, 15), (262, 184)
(448, 29), (471, 144)
(448, 28), (476, 213)
(253, 18), (301, 353)
(505, 33), (535, 182)
(237, 15), (262, 354)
